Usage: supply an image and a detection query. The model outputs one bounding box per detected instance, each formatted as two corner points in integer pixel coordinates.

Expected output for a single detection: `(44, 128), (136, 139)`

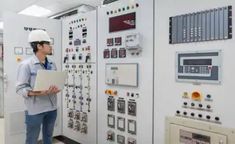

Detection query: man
(16, 30), (60, 144)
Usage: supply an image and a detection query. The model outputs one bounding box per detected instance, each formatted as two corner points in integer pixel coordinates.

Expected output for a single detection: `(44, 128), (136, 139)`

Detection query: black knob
(215, 117), (220, 121)
(183, 102), (188, 106)
(191, 113), (195, 117)
(191, 103), (195, 107)
(86, 98), (91, 102)
(176, 110), (180, 114)
(183, 112), (187, 115)
(207, 105), (211, 109)
(199, 104), (203, 108)
(131, 93), (134, 97)
(206, 115), (211, 120)
(206, 94), (211, 99)
(198, 114), (202, 118)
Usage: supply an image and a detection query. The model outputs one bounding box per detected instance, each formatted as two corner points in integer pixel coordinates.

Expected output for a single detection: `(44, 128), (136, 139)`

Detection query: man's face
(38, 42), (52, 55)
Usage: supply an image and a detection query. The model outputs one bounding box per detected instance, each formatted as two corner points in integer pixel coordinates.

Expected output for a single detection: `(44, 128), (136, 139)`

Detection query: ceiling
(0, 0), (103, 21)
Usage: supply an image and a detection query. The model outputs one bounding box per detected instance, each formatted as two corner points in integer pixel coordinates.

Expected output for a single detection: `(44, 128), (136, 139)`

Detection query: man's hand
(28, 85), (61, 96)
(41, 85), (61, 95)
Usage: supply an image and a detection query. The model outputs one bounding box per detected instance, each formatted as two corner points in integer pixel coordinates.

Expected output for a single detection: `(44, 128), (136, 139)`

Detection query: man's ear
(37, 44), (42, 50)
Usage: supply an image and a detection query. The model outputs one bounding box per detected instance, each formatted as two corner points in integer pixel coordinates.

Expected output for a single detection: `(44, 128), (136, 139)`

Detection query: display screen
(183, 59), (212, 65)
(109, 12), (136, 32)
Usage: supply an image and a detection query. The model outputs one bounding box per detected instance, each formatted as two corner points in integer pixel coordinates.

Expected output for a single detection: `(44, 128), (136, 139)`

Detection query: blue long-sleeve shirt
(16, 55), (57, 115)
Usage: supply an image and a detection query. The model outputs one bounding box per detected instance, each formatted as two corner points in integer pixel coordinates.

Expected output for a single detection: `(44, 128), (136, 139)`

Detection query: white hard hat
(28, 29), (51, 43)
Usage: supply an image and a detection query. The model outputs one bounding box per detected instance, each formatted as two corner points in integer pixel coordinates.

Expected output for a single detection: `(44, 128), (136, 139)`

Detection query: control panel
(62, 11), (97, 144)
(154, 1), (235, 144)
(165, 117), (235, 144)
(175, 90), (221, 124)
(98, 0), (154, 144)
(176, 50), (222, 84)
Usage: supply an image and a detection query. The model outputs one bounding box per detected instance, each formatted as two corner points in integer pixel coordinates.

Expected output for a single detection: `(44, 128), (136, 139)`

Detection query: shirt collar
(32, 55), (53, 65)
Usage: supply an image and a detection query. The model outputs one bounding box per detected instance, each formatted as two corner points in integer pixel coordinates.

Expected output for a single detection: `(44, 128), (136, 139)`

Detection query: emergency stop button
(191, 91), (202, 101)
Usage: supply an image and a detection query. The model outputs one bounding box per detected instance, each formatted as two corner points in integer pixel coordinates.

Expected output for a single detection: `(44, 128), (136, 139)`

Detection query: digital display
(183, 59), (212, 65)
(109, 12), (136, 32)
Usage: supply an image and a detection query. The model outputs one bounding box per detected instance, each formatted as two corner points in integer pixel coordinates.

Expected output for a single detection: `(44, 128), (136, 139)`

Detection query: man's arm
(16, 63), (32, 98)
(28, 85), (60, 96)
(16, 63), (60, 97)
